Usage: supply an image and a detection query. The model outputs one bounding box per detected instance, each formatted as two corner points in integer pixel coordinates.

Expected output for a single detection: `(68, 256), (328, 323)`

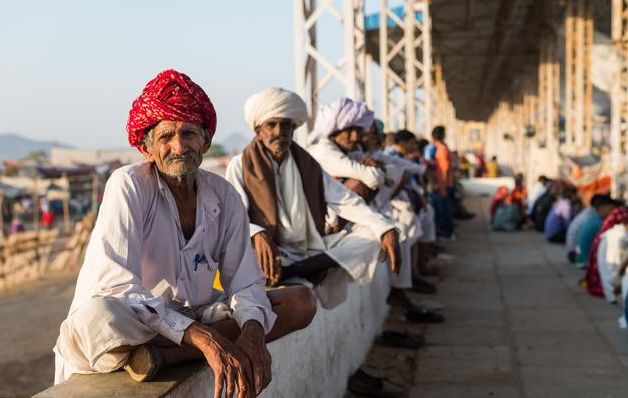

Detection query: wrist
(242, 320), (265, 339)
(183, 321), (216, 347)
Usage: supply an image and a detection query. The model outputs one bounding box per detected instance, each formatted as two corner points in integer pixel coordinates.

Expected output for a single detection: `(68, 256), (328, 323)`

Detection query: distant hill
(0, 133), (72, 160)
(215, 132), (250, 154)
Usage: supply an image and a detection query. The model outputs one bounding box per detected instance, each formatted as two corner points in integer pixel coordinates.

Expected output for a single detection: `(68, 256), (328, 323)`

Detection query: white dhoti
(278, 223), (384, 308)
(387, 199), (423, 289)
(55, 296), (158, 384)
(418, 204), (437, 243)
(54, 295), (230, 384)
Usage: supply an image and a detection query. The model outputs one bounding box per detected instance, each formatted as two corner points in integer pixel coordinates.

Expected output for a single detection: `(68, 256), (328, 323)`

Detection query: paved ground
(408, 197), (628, 398)
(5, 196), (628, 397)
(0, 271), (76, 397)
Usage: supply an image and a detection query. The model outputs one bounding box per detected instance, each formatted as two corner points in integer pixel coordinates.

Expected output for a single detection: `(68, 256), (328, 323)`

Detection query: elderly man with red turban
(53, 70), (316, 398)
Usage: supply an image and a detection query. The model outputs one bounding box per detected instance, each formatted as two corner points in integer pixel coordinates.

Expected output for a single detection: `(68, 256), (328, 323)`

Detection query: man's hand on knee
(236, 320), (272, 396)
(252, 231), (281, 285)
(380, 229), (401, 275)
(183, 322), (254, 398)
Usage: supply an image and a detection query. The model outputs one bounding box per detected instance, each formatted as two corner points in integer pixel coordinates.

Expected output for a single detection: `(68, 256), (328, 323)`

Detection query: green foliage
(23, 150), (47, 162)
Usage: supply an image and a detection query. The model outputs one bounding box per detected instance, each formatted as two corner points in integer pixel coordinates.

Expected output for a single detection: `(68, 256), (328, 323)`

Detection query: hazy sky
(1, 1), (399, 149)
(0, 1), (296, 148)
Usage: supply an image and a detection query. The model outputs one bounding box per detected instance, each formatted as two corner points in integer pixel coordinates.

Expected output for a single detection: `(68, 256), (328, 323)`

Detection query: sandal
(123, 344), (164, 382)
(405, 308), (445, 324)
(376, 330), (425, 349)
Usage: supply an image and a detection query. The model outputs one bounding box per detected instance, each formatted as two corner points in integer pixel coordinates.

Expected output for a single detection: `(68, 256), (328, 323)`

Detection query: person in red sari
(584, 206), (628, 297)
(490, 186), (511, 222)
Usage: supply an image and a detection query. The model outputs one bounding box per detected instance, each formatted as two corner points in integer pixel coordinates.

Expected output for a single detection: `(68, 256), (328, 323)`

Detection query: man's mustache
(164, 151), (198, 164)
(270, 136), (290, 145)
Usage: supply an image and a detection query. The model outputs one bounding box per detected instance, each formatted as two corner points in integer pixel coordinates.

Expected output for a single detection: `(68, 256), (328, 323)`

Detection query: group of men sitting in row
(51, 70), (462, 397)
(492, 173), (628, 331)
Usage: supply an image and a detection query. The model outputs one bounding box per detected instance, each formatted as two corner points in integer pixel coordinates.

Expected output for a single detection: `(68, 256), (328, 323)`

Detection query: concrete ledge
(34, 265), (390, 398)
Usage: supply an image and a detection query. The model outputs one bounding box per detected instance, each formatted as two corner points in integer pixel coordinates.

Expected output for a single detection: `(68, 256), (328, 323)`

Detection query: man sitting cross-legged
(53, 71), (316, 398)
(225, 87), (401, 304)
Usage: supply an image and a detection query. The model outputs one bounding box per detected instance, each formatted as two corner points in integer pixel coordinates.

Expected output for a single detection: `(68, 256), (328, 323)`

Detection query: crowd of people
(490, 173), (628, 331)
(51, 70), (475, 397)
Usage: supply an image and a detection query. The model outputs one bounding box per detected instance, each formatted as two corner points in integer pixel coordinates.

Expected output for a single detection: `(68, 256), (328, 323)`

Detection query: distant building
(50, 148), (142, 167)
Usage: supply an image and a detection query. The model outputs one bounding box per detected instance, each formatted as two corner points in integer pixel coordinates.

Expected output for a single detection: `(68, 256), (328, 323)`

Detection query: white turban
(310, 97), (374, 144)
(244, 87), (308, 130)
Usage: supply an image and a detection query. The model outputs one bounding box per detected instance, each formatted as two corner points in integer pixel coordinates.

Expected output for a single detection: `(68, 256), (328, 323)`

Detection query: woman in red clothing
(584, 206), (628, 297)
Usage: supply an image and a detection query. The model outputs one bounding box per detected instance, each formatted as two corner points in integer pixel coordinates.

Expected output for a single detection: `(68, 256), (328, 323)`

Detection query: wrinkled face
(142, 120), (206, 178)
(255, 117), (296, 161)
(330, 126), (361, 153)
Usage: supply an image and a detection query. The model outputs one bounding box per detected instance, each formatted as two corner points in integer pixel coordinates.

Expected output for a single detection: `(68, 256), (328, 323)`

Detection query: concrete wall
(35, 265), (391, 398)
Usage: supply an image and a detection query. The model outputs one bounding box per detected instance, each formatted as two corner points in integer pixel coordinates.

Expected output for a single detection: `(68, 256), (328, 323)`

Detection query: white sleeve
(225, 155), (266, 237)
(376, 152), (425, 176)
(310, 144), (385, 190)
(220, 189), (277, 334)
(322, 171), (396, 239)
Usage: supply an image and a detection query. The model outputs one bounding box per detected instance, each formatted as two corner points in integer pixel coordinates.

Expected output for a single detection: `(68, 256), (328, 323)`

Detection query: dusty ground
(0, 270), (76, 397)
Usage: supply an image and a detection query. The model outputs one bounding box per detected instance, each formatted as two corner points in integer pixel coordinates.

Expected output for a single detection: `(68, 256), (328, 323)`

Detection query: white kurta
(598, 224), (628, 303)
(226, 152), (395, 288)
(353, 149), (424, 289)
(54, 162), (276, 383)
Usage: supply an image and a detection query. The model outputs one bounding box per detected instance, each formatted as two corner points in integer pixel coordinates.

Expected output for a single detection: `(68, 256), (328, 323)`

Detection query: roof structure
(365, 1), (615, 122)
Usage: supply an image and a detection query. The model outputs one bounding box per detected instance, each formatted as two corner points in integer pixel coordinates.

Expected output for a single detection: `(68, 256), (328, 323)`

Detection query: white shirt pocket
(177, 251), (218, 307)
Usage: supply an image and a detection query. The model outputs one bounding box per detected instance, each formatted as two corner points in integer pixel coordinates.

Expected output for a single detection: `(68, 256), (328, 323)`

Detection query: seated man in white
(360, 123), (439, 286)
(53, 70), (316, 398)
(225, 87), (401, 306)
(307, 98), (443, 323)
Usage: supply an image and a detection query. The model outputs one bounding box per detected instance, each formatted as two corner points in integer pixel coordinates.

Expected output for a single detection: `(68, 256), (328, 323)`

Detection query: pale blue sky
(0, 0), (397, 149)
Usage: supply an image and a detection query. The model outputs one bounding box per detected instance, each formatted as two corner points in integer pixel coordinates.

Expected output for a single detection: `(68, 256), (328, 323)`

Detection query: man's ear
(139, 142), (154, 162)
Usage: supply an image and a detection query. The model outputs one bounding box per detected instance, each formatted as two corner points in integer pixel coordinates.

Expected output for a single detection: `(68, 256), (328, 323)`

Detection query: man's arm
(309, 142), (385, 190)
(217, 188), (278, 395)
(225, 155), (281, 283)
(225, 155), (266, 237)
(183, 318), (270, 397)
(219, 189), (277, 333)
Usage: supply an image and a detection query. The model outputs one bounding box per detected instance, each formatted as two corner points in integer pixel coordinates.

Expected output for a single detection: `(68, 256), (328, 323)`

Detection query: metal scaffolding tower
(379, 0), (432, 134)
(293, 0), (366, 132)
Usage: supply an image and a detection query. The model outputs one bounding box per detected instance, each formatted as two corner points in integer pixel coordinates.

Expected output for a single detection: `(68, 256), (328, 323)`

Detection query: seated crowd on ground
(51, 70), (476, 397)
(489, 170), (628, 332)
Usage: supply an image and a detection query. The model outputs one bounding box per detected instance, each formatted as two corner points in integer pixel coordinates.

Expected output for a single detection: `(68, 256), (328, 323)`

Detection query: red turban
(126, 69), (217, 151)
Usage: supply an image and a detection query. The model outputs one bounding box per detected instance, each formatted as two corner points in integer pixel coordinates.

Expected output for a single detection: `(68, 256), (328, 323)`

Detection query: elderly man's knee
(59, 297), (136, 373)
(71, 296), (121, 331)
(292, 286), (317, 328)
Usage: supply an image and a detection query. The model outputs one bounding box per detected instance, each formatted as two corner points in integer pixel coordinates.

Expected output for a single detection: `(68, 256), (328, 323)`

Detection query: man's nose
(170, 133), (188, 154)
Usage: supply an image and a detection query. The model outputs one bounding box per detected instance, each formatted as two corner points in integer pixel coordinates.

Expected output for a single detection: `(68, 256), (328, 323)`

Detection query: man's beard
(161, 150), (202, 177)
